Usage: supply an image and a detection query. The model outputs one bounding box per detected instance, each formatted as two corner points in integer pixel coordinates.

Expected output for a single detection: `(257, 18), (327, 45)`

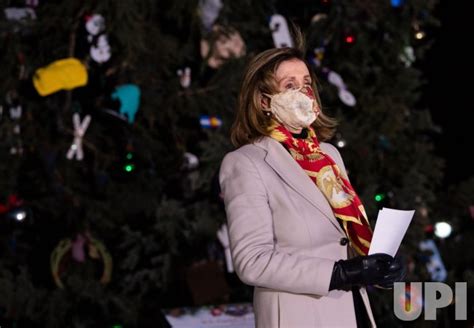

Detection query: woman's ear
(261, 95), (270, 110)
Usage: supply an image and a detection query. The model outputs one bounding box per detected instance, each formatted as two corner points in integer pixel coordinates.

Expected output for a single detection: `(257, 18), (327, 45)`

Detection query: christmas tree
(1, 0), (471, 327)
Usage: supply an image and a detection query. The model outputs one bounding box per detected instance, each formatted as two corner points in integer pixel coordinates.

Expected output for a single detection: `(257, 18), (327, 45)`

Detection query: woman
(219, 46), (405, 327)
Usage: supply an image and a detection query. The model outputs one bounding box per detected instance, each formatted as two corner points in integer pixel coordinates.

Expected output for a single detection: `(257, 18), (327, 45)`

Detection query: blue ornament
(111, 84), (141, 124)
(199, 115), (222, 128)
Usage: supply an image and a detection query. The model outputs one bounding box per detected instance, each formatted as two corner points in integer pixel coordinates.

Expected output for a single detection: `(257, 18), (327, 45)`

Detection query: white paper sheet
(368, 207), (415, 256)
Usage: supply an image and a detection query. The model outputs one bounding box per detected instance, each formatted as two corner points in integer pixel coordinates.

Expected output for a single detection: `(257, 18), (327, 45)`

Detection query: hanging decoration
(198, 0), (223, 32)
(5, 91), (24, 155)
(66, 113), (91, 161)
(400, 46), (415, 67)
(25, 0), (39, 8)
(200, 25), (246, 69)
(177, 67), (192, 88)
(33, 58), (88, 96)
(84, 14), (112, 64)
(418, 239), (447, 282)
(182, 152), (199, 170)
(4, 7), (37, 21)
(50, 233), (113, 289)
(269, 14), (293, 48)
(199, 115), (222, 128)
(111, 84), (141, 124)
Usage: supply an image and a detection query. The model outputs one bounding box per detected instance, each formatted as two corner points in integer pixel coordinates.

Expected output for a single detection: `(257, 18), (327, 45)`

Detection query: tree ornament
(83, 14), (112, 64)
(182, 152), (199, 170)
(25, 0), (39, 8)
(66, 113), (91, 161)
(177, 67), (192, 88)
(33, 58), (88, 96)
(419, 239), (447, 282)
(4, 7), (36, 21)
(5, 91), (24, 155)
(200, 25), (246, 69)
(90, 34), (111, 64)
(199, 115), (222, 128)
(198, 0), (223, 32)
(311, 14), (328, 24)
(269, 14), (293, 48)
(50, 233), (113, 288)
(400, 46), (415, 67)
(311, 47), (326, 67)
(111, 84), (141, 124)
(85, 14), (105, 36)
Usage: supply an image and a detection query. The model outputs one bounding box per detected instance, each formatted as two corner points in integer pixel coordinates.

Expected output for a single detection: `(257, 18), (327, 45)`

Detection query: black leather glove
(329, 253), (406, 291)
(374, 255), (407, 289)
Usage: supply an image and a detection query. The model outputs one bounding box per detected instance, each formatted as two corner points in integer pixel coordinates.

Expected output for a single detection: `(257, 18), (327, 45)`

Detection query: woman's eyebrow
(277, 75), (312, 83)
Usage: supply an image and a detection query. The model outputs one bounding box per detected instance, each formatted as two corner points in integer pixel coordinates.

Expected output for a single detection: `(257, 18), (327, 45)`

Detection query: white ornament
(339, 89), (356, 107)
(400, 46), (415, 67)
(419, 239), (447, 282)
(199, 0), (223, 31)
(66, 113), (91, 161)
(85, 14), (105, 36)
(4, 7), (36, 21)
(269, 14), (293, 48)
(183, 152), (199, 170)
(90, 34), (111, 63)
(177, 67), (192, 88)
(216, 224), (234, 273)
(327, 71), (346, 89)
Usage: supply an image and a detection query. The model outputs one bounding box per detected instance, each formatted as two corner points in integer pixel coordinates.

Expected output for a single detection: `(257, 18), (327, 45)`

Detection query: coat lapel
(254, 137), (345, 236)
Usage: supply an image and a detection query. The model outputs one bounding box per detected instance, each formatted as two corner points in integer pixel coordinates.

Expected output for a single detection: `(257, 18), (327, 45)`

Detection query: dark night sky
(422, 0), (474, 187)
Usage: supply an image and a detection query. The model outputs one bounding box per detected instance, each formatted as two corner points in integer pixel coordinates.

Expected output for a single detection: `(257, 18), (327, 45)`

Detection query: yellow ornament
(33, 58), (88, 96)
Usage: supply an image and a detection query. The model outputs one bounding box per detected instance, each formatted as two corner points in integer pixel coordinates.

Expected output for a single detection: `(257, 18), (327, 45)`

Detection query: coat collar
(254, 136), (346, 236)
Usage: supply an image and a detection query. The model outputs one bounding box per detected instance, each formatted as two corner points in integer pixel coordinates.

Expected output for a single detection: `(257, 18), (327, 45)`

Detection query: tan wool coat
(219, 136), (377, 328)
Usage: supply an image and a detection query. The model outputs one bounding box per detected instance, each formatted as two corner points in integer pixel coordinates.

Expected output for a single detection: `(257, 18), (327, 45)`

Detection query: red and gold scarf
(269, 122), (373, 255)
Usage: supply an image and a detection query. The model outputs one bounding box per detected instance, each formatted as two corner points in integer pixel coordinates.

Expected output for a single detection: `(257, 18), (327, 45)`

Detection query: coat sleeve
(219, 150), (334, 296)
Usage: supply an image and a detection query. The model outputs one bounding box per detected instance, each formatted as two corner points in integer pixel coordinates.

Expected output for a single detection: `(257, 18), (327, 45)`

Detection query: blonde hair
(230, 47), (337, 148)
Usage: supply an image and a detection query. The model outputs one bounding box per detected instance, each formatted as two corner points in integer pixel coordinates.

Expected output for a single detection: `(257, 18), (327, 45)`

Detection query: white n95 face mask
(267, 87), (318, 130)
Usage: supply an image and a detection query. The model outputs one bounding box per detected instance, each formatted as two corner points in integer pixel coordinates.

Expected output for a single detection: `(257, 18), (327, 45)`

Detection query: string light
(415, 31), (425, 40)
(345, 35), (355, 44)
(434, 222), (452, 239)
(124, 164), (135, 172)
(375, 193), (385, 202)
